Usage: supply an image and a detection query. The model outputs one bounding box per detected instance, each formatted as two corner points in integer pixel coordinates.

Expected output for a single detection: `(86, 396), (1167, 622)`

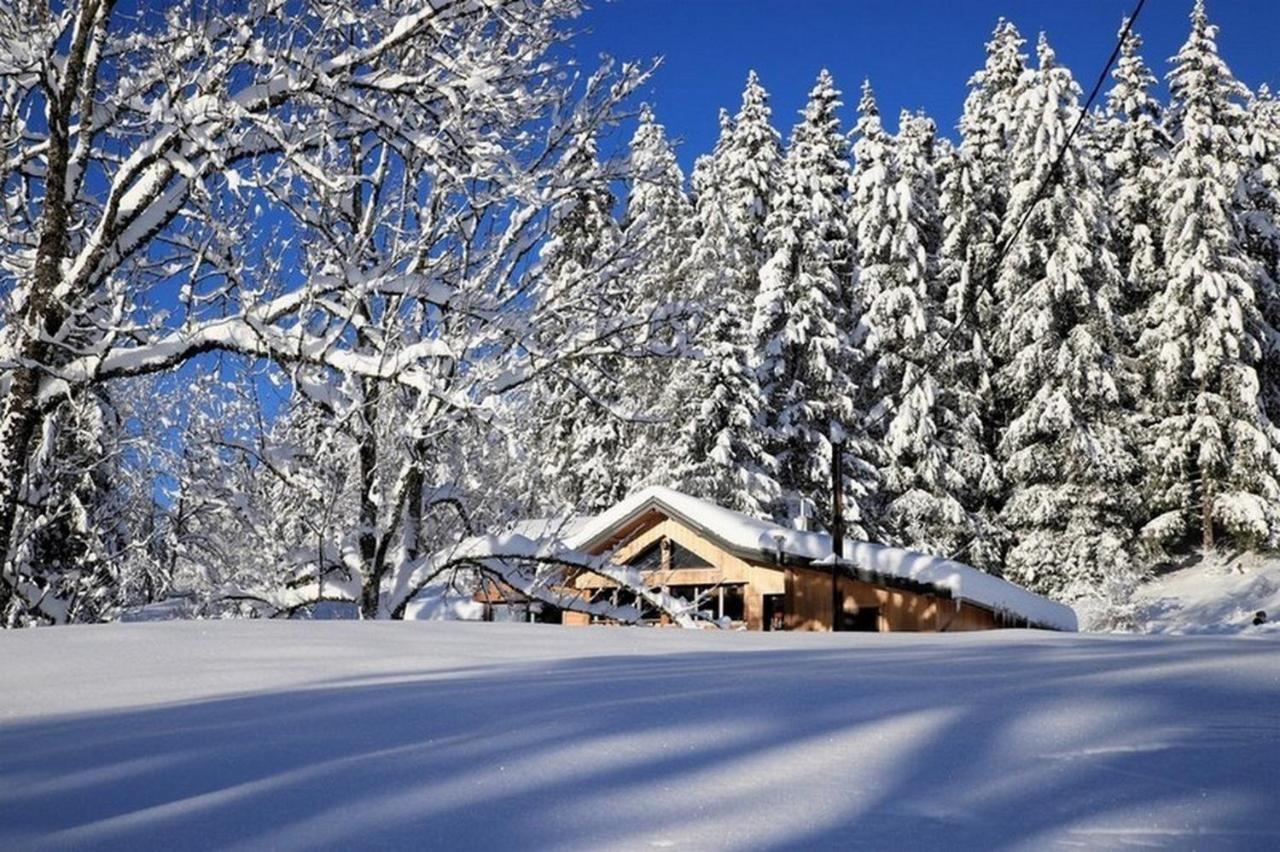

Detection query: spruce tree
(1241, 85), (1280, 440)
(529, 132), (630, 513)
(994, 35), (1143, 607)
(933, 21), (1028, 567)
(666, 143), (780, 516)
(721, 71), (784, 299)
(853, 96), (990, 560)
(617, 106), (695, 489)
(1100, 21), (1169, 325)
(753, 70), (876, 535)
(1140, 0), (1280, 553)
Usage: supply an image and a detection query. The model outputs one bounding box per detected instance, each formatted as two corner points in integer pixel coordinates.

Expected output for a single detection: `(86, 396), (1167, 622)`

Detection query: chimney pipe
(831, 439), (845, 632)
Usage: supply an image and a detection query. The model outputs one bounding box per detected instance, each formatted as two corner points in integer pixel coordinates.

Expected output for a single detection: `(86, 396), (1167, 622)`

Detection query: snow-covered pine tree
(852, 93), (988, 559)
(994, 35), (1143, 608)
(721, 72), (784, 301)
(664, 141), (780, 516)
(690, 109), (735, 213)
(850, 80), (896, 326)
(1140, 0), (1280, 554)
(1100, 20), (1169, 325)
(617, 106), (695, 489)
(1241, 85), (1280, 442)
(753, 70), (876, 535)
(529, 132), (630, 513)
(932, 21), (1029, 568)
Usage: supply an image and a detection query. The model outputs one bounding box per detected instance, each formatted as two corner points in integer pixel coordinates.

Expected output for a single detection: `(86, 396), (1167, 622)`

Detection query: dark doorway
(763, 594), (786, 631)
(849, 606), (880, 632)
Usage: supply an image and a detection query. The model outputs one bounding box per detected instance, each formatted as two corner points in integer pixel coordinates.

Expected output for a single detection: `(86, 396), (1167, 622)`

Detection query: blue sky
(569, 0), (1280, 171)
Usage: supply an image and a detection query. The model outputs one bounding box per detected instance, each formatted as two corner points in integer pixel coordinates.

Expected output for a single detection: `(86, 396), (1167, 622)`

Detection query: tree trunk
(1202, 479), (1215, 555)
(0, 1), (110, 594)
(357, 377), (383, 619)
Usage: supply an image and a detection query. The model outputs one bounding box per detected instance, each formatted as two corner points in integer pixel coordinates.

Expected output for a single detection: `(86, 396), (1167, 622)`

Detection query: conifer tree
(994, 36), (1143, 606)
(1100, 21), (1168, 324)
(617, 106), (695, 488)
(1141, 0), (1280, 553)
(753, 71), (876, 534)
(1241, 86), (1280, 436)
(721, 72), (784, 299)
(852, 94), (991, 559)
(666, 145), (780, 516)
(932, 21), (1028, 566)
(529, 133), (630, 513)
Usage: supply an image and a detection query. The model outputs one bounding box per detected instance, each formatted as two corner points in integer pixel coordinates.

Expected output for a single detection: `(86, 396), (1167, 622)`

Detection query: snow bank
(569, 486), (1077, 631)
(1131, 554), (1280, 635)
(0, 622), (1276, 849)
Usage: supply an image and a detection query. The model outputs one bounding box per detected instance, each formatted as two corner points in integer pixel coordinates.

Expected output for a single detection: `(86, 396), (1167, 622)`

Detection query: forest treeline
(0, 1), (1274, 627)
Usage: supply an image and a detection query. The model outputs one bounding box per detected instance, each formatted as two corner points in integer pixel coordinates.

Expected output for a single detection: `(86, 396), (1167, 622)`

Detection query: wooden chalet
(482, 487), (1077, 633)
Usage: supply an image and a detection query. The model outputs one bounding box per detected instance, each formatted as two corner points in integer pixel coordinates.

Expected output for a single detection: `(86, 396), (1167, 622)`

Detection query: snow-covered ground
(1132, 554), (1280, 636)
(1, 623), (1278, 850)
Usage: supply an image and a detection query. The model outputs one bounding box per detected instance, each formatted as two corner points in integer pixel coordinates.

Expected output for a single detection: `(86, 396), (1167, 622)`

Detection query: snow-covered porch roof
(564, 486), (1078, 632)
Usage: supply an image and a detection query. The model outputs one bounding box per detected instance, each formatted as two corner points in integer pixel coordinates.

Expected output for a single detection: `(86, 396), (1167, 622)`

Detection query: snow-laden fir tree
(617, 106), (695, 489)
(1140, 0), (1280, 554)
(850, 80), (897, 321)
(690, 109), (736, 209)
(931, 21), (1029, 567)
(993, 35), (1144, 608)
(1241, 85), (1280, 437)
(529, 132), (631, 514)
(1100, 21), (1169, 325)
(753, 70), (877, 534)
(720, 71), (784, 298)
(948, 18), (1027, 372)
(852, 92), (993, 560)
(663, 142), (781, 516)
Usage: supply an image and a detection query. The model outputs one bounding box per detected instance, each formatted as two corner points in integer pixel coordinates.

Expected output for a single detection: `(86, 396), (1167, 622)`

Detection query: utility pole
(831, 439), (844, 632)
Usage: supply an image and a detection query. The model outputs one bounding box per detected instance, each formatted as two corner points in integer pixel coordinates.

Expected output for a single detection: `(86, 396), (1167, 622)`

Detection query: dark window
(625, 539), (712, 573)
(722, 586), (746, 622)
(662, 584), (745, 622)
(627, 541), (663, 572)
(670, 542), (712, 570)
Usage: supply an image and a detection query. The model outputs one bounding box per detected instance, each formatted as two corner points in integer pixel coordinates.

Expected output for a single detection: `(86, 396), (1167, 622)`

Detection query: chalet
(479, 486), (1077, 632)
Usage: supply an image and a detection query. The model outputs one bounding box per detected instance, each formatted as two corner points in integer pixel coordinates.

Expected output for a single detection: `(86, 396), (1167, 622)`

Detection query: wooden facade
(554, 507), (1010, 632)
(783, 568), (1000, 632)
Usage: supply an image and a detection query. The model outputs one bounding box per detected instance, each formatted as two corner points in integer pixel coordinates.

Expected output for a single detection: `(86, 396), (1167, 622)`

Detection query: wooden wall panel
(783, 566), (1003, 633)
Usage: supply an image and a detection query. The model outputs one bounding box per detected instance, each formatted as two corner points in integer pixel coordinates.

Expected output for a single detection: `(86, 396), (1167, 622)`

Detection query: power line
(855, 0), (1146, 450)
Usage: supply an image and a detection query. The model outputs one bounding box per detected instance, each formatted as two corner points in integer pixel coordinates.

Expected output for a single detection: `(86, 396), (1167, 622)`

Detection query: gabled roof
(567, 486), (1078, 632)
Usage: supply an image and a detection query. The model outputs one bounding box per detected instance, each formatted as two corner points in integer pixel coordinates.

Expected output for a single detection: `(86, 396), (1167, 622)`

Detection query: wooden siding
(572, 515), (784, 630)
(784, 566), (999, 632)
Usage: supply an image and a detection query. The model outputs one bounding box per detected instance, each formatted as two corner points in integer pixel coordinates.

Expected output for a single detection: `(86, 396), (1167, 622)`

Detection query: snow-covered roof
(503, 515), (595, 544)
(568, 486), (1077, 632)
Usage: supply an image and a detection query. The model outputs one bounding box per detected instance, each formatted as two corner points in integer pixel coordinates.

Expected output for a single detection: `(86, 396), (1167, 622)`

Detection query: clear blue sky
(569, 0), (1280, 171)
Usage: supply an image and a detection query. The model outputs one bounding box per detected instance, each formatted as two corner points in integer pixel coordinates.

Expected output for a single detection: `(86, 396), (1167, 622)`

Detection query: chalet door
(849, 606), (879, 632)
(763, 594), (785, 631)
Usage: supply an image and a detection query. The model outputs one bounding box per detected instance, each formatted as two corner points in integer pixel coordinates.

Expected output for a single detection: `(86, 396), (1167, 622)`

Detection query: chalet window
(670, 541), (712, 570)
(719, 586), (745, 621)
(667, 584), (744, 622)
(627, 541), (663, 572)
(626, 538), (711, 572)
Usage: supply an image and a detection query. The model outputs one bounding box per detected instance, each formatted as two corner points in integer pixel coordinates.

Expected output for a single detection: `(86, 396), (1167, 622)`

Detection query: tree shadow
(1, 632), (1278, 849)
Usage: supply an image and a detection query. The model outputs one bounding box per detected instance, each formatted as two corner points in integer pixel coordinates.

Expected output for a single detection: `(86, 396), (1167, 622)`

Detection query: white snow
(0, 621), (1276, 849)
(569, 486), (1078, 631)
(1129, 555), (1280, 636)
